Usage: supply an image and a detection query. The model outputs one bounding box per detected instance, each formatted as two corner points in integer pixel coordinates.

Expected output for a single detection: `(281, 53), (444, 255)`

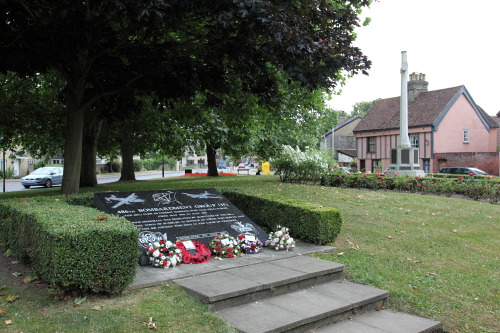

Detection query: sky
(327, 0), (500, 116)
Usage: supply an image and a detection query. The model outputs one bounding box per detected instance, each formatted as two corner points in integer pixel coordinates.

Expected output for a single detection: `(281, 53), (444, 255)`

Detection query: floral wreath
(145, 239), (182, 268)
(265, 225), (296, 251)
(209, 234), (240, 258)
(237, 233), (263, 254)
(175, 240), (211, 264)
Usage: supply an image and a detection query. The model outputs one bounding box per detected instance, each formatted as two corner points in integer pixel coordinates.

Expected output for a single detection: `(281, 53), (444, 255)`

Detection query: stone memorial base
(385, 146), (425, 177)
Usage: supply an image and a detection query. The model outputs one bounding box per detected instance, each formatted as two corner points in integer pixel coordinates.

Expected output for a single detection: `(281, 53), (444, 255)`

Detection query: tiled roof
(354, 85), (470, 132)
(478, 106), (499, 128)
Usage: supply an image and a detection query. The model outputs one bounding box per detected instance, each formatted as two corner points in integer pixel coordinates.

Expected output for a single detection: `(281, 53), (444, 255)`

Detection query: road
(1, 170), (188, 193)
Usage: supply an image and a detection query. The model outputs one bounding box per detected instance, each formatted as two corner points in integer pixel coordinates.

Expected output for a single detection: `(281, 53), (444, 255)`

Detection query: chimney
(408, 72), (428, 102)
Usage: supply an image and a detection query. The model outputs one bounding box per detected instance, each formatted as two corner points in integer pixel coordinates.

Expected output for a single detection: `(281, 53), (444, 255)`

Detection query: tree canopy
(1, 0), (372, 194)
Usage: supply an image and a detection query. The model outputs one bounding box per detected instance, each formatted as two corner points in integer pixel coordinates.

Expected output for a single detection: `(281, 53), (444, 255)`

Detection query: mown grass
(0, 175), (498, 332)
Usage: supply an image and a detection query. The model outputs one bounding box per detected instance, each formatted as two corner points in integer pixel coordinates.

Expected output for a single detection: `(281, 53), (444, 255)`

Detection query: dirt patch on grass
(0, 246), (49, 295)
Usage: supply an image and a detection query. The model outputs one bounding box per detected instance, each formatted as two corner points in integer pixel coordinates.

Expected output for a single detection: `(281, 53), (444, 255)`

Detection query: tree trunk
(119, 127), (136, 181)
(80, 110), (102, 187)
(206, 143), (218, 177)
(61, 105), (84, 194)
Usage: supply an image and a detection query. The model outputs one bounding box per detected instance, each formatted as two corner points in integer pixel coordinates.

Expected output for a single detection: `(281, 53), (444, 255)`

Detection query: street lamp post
(0, 136), (5, 192)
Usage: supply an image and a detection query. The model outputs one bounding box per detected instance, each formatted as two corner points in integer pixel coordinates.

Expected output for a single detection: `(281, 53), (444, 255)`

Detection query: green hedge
(321, 172), (500, 203)
(0, 197), (139, 294)
(220, 190), (342, 245)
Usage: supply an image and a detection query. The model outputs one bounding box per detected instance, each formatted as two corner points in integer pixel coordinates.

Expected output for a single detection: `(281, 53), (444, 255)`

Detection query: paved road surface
(1, 170), (187, 193)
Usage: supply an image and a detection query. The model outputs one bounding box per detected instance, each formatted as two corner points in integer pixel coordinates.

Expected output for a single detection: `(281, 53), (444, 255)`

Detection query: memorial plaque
(94, 188), (268, 257)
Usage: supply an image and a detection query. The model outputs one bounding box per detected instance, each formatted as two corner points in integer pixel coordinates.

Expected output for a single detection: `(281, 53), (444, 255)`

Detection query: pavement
(129, 242), (442, 332)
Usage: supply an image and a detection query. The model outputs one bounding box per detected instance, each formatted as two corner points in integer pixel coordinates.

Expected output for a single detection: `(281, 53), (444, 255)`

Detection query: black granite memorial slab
(94, 188), (268, 260)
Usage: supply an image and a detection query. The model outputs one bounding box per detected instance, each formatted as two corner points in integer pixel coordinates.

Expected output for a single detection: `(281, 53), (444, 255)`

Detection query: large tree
(1, 0), (371, 194)
(0, 71), (65, 158)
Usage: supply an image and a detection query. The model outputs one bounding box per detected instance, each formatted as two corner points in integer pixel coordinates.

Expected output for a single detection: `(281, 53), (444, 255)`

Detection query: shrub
(133, 159), (143, 171)
(0, 166), (15, 179)
(320, 172), (499, 203)
(273, 145), (329, 184)
(106, 161), (121, 173)
(221, 190), (343, 245)
(0, 197), (139, 295)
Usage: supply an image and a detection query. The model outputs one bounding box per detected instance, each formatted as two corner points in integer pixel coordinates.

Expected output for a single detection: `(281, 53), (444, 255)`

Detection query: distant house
(353, 73), (499, 175)
(321, 116), (362, 164)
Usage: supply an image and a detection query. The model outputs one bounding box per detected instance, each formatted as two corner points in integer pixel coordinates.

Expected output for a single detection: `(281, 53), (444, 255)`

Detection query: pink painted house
(353, 74), (499, 175)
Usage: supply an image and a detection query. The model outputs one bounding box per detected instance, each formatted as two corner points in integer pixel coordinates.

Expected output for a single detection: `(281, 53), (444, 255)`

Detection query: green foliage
(321, 172), (500, 203)
(0, 166), (15, 179)
(0, 197), (139, 294)
(0, 72), (65, 156)
(273, 145), (330, 183)
(137, 157), (177, 171)
(221, 190), (342, 245)
(351, 100), (375, 117)
(105, 161), (121, 173)
(133, 159), (143, 172)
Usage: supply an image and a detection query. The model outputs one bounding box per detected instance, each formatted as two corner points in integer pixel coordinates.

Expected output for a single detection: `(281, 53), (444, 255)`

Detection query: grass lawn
(1, 175), (498, 332)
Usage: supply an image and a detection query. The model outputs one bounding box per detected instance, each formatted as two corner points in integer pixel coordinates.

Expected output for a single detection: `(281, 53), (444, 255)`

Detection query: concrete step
(313, 310), (442, 333)
(215, 280), (389, 333)
(174, 256), (345, 311)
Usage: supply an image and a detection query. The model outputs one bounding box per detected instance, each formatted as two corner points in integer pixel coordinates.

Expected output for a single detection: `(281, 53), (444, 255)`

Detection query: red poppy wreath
(176, 240), (211, 264)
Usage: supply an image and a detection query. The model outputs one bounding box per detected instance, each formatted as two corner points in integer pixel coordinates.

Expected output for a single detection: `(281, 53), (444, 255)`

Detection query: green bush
(139, 157), (177, 171)
(105, 161), (121, 173)
(133, 159), (143, 171)
(0, 197), (139, 295)
(0, 166), (15, 179)
(320, 172), (500, 203)
(221, 190), (343, 245)
(273, 145), (330, 184)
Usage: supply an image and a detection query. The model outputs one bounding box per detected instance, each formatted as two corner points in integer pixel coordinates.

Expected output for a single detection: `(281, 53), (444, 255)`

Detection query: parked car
(438, 166), (492, 177)
(237, 163), (247, 168)
(21, 167), (64, 188)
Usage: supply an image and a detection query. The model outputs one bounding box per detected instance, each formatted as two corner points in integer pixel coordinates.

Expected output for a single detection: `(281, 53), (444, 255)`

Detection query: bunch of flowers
(237, 234), (263, 254)
(145, 239), (182, 268)
(209, 234), (240, 258)
(265, 225), (296, 251)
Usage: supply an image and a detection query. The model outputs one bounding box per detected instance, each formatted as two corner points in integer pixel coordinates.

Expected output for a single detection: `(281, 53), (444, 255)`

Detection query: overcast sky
(328, 0), (500, 116)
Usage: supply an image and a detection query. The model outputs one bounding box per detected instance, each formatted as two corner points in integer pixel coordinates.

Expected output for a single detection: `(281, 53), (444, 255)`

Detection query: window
(463, 129), (470, 143)
(371, 159), (381, 172)
(367, 137), (376, 153)
(410, 134), (419, 148)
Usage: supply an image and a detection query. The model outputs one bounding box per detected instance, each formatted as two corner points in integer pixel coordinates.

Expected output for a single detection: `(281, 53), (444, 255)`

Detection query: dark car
(438, 166), (492, 177)
(21, 167), (64, 188)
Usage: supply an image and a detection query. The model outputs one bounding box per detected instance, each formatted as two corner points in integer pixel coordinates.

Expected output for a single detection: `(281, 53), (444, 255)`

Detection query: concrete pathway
(130, 242), (442, 333)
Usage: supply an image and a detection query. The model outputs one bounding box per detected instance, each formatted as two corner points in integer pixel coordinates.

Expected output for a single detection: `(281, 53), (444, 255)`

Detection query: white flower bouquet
(265, 225), (296, 251)
(145, 239), (182, 268)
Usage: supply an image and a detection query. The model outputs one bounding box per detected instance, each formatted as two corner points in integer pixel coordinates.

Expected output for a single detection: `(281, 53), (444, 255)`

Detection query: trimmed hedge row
(221, 190), (343, 245)
(321, 173), (500, 203)
(0, 196), (139, 294)
(0, 190), (343, 295)
(68, 190), (344, 245)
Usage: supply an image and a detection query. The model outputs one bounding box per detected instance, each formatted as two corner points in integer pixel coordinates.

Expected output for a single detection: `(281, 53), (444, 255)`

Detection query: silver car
(21, 167), (64, 188)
